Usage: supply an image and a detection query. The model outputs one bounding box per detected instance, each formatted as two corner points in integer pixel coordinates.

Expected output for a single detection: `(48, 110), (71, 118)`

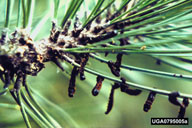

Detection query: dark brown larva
(105, 83), (120, 114)
(79, 54), (89, 80)
(108, 61), (120, 77)
(105, 85), (115, 114)
(92, 76), (104, 96)
(120, 77), (142, 95)
(107, 38), (129, 77)
(178, 98), (189, 118)
(143, 91), (156, 112)
(168, 92), (183, 106)
(68, 66), (79, 97)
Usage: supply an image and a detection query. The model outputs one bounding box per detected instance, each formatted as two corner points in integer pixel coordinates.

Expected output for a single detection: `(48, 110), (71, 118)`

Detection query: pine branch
(1, 0), (192, 127)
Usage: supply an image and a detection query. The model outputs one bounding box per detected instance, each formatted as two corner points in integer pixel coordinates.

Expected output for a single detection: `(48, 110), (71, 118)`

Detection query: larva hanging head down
(92, 76), (104, 96)
(143, 91), (156, 112)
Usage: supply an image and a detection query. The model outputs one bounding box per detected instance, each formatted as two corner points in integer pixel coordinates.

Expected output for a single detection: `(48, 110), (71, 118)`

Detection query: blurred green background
(0, 0), (192, 128)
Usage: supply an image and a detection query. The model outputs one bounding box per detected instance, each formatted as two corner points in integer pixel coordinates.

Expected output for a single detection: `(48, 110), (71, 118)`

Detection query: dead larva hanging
(143, 91), (156, 112)
(92, 76), (104, 96)
(68, 66), (79, 97)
